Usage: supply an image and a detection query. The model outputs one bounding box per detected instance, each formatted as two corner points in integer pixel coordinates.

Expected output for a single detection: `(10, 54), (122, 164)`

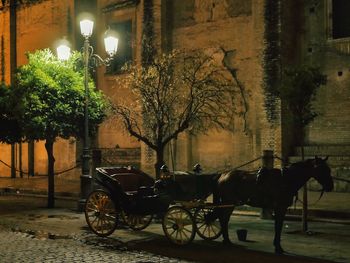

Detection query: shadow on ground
(114, 233), (335, 263)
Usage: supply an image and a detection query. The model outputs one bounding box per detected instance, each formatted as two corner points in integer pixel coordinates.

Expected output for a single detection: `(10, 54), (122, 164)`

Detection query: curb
(0, 187), (79, 200)
(1, 188), (349, 223)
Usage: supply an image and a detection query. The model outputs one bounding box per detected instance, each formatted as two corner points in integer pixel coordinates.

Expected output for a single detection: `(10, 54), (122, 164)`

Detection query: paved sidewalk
(1, 175), (350, 219)
(0, 195), (348, 263)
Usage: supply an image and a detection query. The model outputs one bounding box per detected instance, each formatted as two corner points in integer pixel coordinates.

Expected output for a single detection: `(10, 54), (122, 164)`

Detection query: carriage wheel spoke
(182, 227), (192, 234)
(197, 222), (206, 230)
(163, 206), (195, 246)
(194, 208), (221, 241)
(85, 190), (118, 237)
(182, 229), (189, 240)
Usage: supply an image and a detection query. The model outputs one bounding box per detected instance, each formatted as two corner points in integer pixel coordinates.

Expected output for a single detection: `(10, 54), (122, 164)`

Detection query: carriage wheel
(121, 211), (153, 231)
(194, 207), (222, 240)
(84, 190), (118, 237)
(162, 206), (195, 245)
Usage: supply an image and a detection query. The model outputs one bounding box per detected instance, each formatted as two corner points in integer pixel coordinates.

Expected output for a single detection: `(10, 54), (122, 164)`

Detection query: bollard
(262, 150), (274, 169)
(260, 150), (274, 219)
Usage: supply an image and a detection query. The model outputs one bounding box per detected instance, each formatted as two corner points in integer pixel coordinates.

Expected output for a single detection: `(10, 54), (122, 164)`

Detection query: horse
(214, 156), (334, 254)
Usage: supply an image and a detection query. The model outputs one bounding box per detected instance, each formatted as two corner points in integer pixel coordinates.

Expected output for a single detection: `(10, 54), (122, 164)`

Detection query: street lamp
(56, 44), (71, 61)
(57, 18), (118, 211)
(56, 38), (71, 61)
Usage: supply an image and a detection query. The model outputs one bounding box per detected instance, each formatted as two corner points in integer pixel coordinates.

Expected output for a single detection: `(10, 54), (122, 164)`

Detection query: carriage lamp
(55, 15), (119, 212)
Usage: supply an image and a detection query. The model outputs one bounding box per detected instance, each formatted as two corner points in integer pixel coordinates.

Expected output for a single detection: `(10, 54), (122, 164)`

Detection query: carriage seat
(125, 185), (171, 214)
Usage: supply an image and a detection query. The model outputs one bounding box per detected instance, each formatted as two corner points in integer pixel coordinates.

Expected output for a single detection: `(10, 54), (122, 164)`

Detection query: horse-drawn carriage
(85, 157), (334, 253)
(84, 165), (222, 245)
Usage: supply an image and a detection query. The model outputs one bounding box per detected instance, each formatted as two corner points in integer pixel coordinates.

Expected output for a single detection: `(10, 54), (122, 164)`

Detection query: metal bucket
(236, 229), (247, 241)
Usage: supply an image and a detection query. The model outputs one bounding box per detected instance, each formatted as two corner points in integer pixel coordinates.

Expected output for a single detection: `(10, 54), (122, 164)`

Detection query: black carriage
(84, 165), (222, 245)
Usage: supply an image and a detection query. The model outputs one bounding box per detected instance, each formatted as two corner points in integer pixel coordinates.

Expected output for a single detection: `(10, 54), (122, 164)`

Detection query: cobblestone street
(0, 226), (191, 263)
(0, 195), (348, 263)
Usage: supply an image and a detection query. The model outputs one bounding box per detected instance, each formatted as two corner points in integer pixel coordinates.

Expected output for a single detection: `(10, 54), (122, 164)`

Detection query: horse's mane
(285, 159), (312, 177)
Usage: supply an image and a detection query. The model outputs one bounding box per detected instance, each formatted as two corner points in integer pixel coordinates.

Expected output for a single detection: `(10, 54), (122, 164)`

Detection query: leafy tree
(280, 66), (327, 142)
(0, 82), (22, 144)
(13, 49), (108, 208)
(113, 50), (238, 178)
(280, 65), (327, 231)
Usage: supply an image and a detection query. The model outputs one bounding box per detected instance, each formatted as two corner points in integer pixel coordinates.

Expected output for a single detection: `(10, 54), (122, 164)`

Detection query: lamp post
(57, 18), (118, 212)
(79, 19), (94, 212)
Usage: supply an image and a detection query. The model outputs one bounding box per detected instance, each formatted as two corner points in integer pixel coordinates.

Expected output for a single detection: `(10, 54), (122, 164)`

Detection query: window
(106, 20), (133, 74)
(330, 0), (350, 39)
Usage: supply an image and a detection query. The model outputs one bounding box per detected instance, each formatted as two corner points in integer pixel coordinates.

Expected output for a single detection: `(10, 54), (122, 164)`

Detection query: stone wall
(94, 0), (282, 175)
(302, 0), (350, 145)
(285, 0), (350, 191)
(0, 0), (77, 177)
(167, 0), (278, 171)
(2, 0), (348, 192)
(100, 147), (141, 168)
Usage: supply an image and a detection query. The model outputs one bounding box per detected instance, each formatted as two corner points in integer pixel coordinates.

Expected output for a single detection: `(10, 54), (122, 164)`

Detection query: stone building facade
(0, 0), (77, 178)
(0, 0), (349, 190)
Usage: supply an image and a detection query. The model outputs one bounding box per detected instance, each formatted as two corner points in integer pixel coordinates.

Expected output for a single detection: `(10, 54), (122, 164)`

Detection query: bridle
(294, 189), (324, 207)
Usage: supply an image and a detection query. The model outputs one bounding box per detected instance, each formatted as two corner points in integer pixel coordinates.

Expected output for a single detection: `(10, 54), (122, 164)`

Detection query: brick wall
(299, 0), (350, 145)
(166, 0), (278, 171)
(96, 0), (281, 176)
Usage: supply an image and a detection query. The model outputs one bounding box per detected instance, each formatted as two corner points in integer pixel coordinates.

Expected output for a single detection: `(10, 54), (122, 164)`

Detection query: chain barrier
(2, 153), (349, 183)
(333, 177), (350, 183)
(223, 154), (289, 174)
(0, 159), (30, 175)
(273, 155), (290, 166)
(54, 163), (80, 175)
(0, 159), (80, 176)
(215, 156), (263, 174)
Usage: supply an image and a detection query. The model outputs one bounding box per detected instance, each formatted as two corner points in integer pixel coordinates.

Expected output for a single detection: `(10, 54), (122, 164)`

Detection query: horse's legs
(219, 207), (234, 245)
(273, 206), (287, 254)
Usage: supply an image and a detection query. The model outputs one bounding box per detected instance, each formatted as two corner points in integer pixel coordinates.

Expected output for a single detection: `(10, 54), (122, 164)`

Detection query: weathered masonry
(0, 0), (349, 191)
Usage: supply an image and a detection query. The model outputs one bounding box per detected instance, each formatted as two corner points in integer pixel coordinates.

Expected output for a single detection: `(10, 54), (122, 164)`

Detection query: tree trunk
(154, 146), (165, 179)
(45, 139), (55, 208)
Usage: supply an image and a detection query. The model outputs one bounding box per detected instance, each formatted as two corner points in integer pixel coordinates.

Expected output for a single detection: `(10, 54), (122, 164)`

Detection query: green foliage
(280, 66), (327, 127)
(14, 48), (108, 142)
(0, 82), (22, 143)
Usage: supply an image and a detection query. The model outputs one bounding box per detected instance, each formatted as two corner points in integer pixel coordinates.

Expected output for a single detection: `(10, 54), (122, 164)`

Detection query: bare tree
(113, 49), (240, 178)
